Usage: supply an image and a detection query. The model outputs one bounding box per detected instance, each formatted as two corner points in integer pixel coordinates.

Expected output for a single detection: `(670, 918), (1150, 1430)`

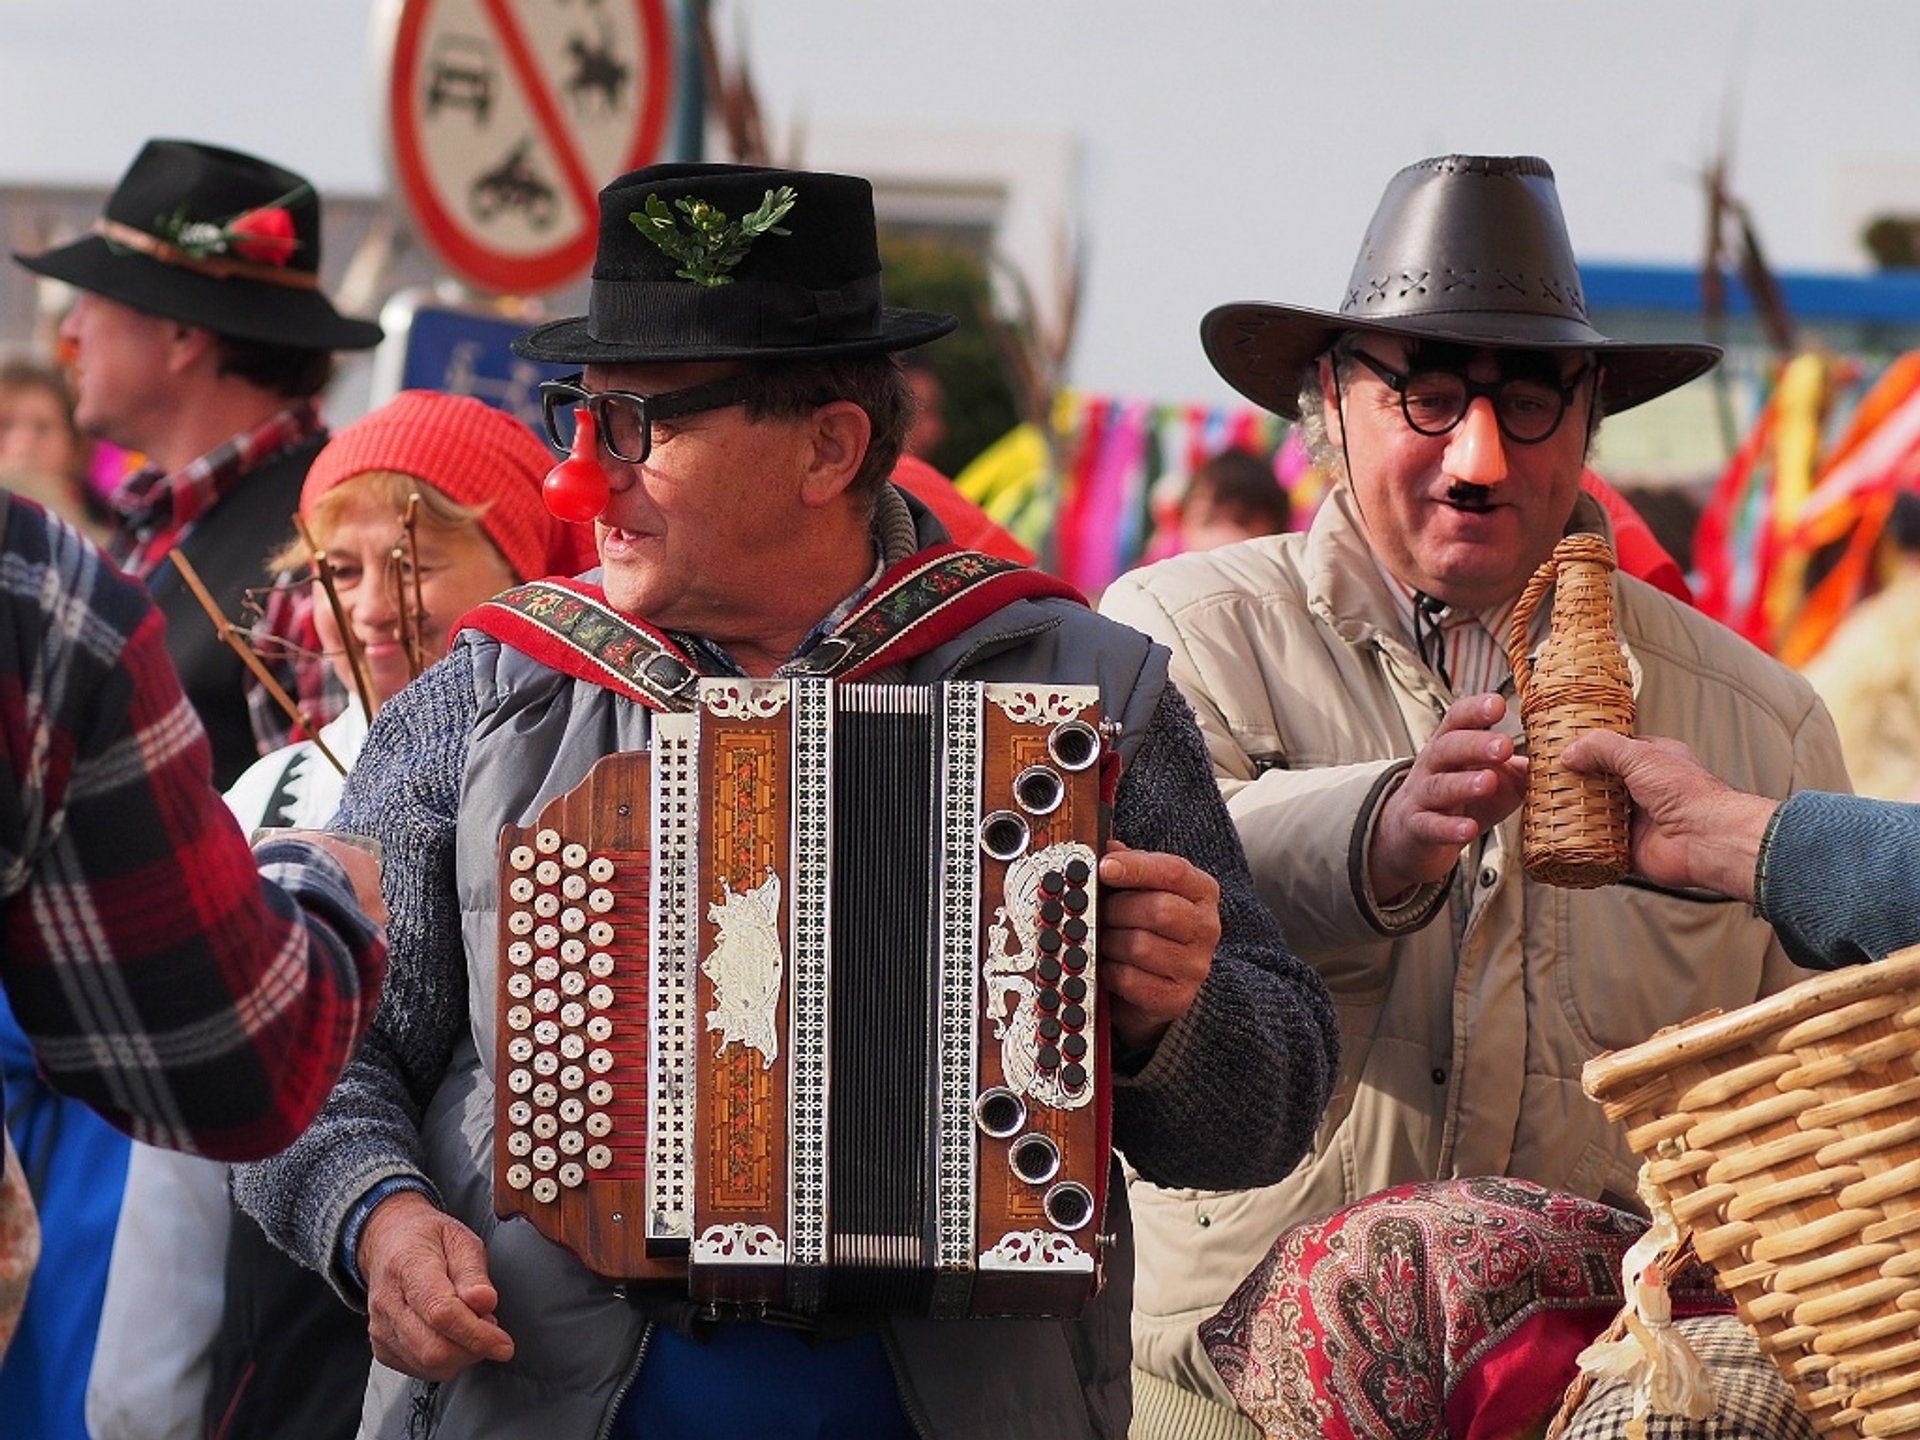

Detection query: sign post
(377, 0), (675, 296)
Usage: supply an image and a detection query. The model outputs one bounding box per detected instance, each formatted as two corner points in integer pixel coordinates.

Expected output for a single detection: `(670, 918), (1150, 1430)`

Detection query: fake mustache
(1444, 483), (1495, 513)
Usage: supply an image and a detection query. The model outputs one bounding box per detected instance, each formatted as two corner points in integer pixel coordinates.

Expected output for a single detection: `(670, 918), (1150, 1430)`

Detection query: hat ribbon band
(587, 272), (883, 348)
(91, 219), (321, 292)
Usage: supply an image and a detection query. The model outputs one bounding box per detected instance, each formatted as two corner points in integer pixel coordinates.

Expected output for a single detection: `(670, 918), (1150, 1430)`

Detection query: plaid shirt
(108, 400), (343, 752)
(0, 496), (384, 1163)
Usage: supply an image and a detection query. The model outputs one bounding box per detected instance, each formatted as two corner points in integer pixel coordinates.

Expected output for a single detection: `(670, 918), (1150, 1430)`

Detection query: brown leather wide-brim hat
(514, 162), (956, 366)
(1203, 154), (1720, 419)
(14, 138), (382, 352)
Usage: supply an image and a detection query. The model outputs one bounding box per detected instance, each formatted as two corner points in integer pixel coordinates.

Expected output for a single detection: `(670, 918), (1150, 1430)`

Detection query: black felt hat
(513, 163), (956, 365)
(1203, 154), (1720, 419)
(14, 139), (381, 352)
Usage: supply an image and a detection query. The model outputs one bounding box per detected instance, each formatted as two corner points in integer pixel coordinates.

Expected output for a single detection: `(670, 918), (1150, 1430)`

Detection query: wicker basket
(1507, 533), (1634, 888)
(1583, 945), (1920, 1438)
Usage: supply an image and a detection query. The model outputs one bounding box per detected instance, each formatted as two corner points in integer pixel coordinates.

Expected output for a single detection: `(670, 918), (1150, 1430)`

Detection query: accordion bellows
(494, 678), (1113, 1320)
(1584, 946), (1920, 1438)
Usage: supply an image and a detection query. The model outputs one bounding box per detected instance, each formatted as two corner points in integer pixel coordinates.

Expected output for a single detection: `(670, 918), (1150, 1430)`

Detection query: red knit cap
(300, 390), (593, 581)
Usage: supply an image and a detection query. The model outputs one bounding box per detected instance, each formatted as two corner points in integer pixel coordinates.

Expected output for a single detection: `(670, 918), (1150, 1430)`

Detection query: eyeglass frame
(537, 371), (761, 464)
(1343, 346), (1593, 446)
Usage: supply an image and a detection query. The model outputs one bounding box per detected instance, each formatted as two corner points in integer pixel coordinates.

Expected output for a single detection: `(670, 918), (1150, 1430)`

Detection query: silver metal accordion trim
(935, 682), (984, 1310)
(693, 1222), (787, 1264)
(988, 687), (1091, 726)
(701, 680), (789, 720)
(649, 712), (698, 1242)
(701, 869), (784, 1067)
(788, 678), (833, 1281)
(978, 1228), (1096, 1272)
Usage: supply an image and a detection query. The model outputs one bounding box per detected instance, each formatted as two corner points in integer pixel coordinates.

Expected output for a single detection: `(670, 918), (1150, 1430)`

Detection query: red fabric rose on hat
(226, 206), (296, 267)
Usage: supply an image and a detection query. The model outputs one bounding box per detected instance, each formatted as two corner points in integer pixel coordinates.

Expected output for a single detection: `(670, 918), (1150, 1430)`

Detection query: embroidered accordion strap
(797, 545), (1086, 681)
(458, 578), (704, 711)
(458, 548), (1085, 711)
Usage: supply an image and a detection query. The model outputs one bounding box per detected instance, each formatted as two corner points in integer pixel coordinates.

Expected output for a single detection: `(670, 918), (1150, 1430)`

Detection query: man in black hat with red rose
(1100, 154), (1851, 1437)
(229, 162), (1339, 1438)
(14, 138), (383, 790)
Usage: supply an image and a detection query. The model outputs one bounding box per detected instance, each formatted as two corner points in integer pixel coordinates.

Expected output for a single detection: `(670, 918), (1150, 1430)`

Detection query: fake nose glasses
(543, 406), (609, 523)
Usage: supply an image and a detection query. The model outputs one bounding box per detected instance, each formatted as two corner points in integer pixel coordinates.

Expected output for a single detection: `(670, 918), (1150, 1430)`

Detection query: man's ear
(799, 399), (872, 507)
(167, 322), (215, 378)
(1318, 355), (1344, 447)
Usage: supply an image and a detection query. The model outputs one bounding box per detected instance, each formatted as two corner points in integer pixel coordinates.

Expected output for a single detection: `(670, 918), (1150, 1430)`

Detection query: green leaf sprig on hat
(629, 186), (798, 286)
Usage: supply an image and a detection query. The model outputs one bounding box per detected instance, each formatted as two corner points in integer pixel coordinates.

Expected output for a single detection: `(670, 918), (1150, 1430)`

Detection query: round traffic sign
(381, 0), (673, 295)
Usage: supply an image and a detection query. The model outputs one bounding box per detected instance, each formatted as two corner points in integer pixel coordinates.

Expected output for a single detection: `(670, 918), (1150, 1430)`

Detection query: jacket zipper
(878, 1323), (936, 1440)
(594, 1322), (654, 1440)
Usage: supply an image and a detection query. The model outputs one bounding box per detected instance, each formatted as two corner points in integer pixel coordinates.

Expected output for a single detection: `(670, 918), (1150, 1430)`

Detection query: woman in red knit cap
(87, 390), (592, 1440)
(245, 387), (596, 799)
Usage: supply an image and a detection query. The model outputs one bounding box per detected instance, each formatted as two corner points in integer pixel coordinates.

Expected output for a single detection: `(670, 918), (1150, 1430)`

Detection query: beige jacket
(1098, 485), (1850, 1413)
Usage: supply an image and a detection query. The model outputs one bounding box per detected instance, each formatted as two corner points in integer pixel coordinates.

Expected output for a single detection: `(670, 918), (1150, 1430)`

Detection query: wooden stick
(168, 547), (346, 777)
(294, 514), (379, 720)
(395, 492), (430, 680)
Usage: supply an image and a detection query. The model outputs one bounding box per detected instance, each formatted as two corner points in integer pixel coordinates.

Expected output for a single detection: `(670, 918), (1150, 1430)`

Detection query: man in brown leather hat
(15, 138), (383, 789)
(1101, 154), (1850, 1438)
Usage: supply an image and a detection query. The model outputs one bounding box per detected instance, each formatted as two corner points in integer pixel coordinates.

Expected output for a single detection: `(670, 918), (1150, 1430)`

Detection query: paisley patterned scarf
(1200, 1177), (1731, 1440)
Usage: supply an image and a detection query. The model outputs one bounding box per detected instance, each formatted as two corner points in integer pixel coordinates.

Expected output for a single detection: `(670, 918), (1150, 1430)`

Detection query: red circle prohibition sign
(387, 0), (672, 295)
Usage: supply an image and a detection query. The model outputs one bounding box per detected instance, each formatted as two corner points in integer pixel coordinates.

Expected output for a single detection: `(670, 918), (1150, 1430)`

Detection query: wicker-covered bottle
(1505, 533), (1634, 887)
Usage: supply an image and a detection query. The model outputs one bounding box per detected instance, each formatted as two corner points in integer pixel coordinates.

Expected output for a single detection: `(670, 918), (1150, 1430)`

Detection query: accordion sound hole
(978, 810), (1030, 861)
(1011, 1133), (1062, 1186)
(973, 1087), (1027, 1140)
(1013, 765), (1065, 816)
(1044, 1181), (1094, 1232)
(1047, 720), (1100, 772)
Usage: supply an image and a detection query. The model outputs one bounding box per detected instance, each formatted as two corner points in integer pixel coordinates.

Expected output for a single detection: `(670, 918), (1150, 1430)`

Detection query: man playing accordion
(233, 163), (1339, 1440)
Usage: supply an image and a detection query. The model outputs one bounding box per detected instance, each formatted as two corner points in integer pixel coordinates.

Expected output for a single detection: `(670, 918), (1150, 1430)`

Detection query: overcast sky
(5, 0), (1918, 401)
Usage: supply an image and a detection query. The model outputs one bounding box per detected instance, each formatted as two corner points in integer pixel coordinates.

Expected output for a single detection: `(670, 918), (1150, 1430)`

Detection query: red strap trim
(455, 577), (698, 712)
(456, 551), (1086, 703)
(839, 545), (1087, 679)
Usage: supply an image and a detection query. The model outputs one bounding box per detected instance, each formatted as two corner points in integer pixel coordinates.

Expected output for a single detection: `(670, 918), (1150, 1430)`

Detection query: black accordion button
(1064, 858), (1091, 886)
(1037, 955), (1062, 984)
(1062, 974), (1088, 1002)
(1038, 929), (1062, 954)
(1037, 1044), (1061, 1071)
(1041, 870), (1065, 895)
(1037, 989), (1061, 1013)
(1040, 898), (1065, 925)
(1062, 1062), (1087, 1089)
(1062, 945), (1088, 974)
(1061, 1003), (1086, 1031)
(1062, 917), (1088, 943)
(1062, 1032), (1088, 1060)
(1063, 888), (1088, 914)
(1038, 1015), (1062, 1042)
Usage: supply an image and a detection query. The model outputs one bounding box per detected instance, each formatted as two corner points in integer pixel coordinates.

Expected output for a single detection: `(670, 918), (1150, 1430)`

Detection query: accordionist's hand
(359, 1189), (515, 1380)
(1096, 842), (1221, 1052)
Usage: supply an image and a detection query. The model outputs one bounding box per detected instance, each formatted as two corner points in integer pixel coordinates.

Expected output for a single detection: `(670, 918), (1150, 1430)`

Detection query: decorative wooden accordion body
(494, 678), (1113, 1319)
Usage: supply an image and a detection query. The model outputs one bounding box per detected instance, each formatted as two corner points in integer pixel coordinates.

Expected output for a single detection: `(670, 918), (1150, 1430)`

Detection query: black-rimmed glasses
(537, 372), (759, 463)
(1346, 349), (1591, 445)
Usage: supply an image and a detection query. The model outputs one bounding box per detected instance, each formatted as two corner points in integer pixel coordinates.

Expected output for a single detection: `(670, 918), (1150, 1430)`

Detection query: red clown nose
(542, 406), (610, 522)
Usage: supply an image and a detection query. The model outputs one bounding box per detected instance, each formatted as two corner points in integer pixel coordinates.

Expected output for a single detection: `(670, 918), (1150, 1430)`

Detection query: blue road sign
(369, 290), (572, 437)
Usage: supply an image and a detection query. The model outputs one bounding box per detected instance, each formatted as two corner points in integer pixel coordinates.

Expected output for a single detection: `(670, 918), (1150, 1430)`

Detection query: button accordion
(493, 678), (1114, 1319)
